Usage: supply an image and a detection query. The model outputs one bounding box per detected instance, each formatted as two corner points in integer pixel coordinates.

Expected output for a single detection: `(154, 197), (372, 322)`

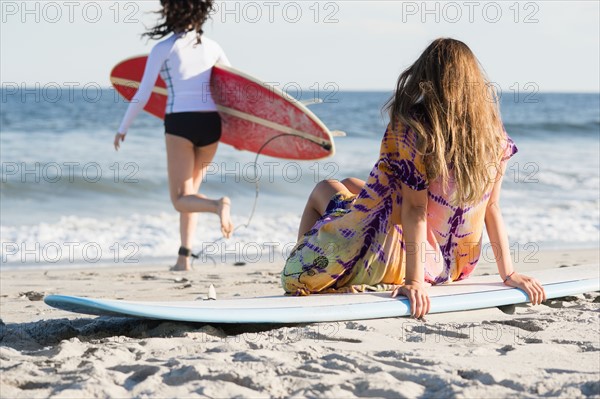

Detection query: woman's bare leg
(296, 178), (366, 240)
(297, 179), (347, 240)
(166, 134), (233, 270)
(341, 177), (365, 194)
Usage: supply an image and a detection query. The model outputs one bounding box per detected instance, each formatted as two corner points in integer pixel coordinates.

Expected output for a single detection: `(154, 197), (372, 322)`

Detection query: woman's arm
(391, 182), (431, 318)
(484, 165), (513, 280)
(114, 41), (171, 150)
(485, 163), (547, 304)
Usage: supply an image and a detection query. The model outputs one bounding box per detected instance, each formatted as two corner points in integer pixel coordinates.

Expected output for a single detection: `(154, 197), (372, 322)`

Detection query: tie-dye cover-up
(281, 122), (517, 295)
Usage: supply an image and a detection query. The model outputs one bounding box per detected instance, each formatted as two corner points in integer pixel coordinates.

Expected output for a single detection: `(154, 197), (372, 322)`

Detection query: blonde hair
(385, 38), (505, 206)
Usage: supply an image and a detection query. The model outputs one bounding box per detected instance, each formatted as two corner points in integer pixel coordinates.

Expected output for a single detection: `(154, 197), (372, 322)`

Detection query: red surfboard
(110, 56), (335, 160)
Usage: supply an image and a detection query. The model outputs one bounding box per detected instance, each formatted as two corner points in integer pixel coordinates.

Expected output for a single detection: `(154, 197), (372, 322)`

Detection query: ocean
(1, 89), (599, 268)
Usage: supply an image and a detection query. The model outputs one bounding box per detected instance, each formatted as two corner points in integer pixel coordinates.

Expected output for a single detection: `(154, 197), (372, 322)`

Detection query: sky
(1, 0), (599, 92)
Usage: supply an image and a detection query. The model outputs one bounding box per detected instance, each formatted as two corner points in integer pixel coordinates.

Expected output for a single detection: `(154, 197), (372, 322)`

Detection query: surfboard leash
(191, 133), (331, 266)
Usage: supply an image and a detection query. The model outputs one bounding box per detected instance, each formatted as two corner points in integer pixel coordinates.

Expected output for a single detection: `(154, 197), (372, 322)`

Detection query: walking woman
(281, 38), (546, 317)
(114, 0), (233, 271)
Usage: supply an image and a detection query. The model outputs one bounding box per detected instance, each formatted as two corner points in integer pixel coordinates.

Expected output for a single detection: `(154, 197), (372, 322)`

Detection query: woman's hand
(391, 281), (431, 319)
(504, 273), (547, 305)
(114, 133), (126, 151)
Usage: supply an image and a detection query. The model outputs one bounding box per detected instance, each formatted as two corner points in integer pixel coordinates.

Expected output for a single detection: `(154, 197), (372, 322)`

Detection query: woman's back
(378, 122), (516, 283)
(155, 33), (230, 113)
(117, 32), (230, 134)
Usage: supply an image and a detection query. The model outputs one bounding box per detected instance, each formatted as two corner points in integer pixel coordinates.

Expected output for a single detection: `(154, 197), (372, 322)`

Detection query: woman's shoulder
(149, 34), (178, 56)
(383, 119), (420, 151)
(378, 121), (428, 191)
(199, 36), (225, 52)
(200, 35), (216, 44)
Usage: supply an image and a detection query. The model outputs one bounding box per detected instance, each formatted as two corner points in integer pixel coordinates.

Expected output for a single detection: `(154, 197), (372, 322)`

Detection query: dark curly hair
(143, 0), (215, 44)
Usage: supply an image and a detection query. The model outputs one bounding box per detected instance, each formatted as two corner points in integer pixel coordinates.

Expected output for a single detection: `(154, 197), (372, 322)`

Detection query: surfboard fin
(300, 98), (324, 106)
(208, 284), (217, 301)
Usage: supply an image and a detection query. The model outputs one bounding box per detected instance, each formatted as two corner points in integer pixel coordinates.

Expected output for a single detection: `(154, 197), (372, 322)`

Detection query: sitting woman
(281, 38), (546, 318)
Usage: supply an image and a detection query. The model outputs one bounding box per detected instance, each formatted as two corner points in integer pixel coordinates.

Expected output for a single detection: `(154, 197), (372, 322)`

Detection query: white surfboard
(44, 265), (599, 324)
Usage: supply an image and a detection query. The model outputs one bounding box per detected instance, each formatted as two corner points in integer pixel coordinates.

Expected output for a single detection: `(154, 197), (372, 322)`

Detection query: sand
(1, 248), (599, 398)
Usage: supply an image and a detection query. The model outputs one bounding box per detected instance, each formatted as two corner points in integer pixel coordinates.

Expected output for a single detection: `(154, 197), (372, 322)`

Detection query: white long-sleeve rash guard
(117, 32), (231, 134)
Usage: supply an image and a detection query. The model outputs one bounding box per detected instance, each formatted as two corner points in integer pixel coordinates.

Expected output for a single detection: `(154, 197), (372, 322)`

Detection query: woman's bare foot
(217, 197), (234, 238)
(170, 255), (191, 271)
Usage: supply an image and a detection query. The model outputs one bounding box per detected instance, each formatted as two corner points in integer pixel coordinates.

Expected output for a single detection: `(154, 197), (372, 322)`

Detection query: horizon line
(0, 86), (599, 95)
